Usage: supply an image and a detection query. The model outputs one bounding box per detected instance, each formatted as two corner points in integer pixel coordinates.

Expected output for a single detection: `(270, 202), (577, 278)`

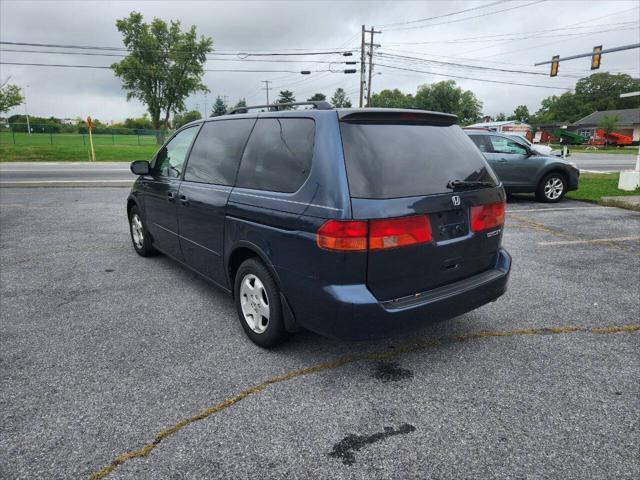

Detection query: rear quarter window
(340, 122), (497, 199)
(236, 118), (315, 193)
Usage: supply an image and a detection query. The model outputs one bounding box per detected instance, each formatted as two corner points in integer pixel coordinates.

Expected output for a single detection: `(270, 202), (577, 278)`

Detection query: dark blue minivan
(128, 103), (511, 347)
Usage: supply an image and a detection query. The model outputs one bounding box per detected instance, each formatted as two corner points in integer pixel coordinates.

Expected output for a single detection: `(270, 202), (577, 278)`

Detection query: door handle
(167, 191), (176, 202)
(179, 194), (189, 206)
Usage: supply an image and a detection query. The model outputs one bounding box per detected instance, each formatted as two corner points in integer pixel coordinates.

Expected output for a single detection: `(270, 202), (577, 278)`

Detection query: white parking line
(508, 206), (607, 213)
(538, 236), (640, 246)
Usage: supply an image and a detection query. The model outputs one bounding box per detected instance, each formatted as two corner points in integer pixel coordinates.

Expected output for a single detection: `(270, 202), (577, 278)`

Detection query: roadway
(0, 154), (638, 187)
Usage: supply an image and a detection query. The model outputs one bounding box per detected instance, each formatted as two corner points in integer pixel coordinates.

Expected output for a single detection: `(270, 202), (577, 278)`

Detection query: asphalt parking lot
(1, 187), (639, 480)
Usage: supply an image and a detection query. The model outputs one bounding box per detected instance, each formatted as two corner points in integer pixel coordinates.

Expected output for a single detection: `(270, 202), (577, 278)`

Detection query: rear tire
(234, 258), (288, 348)
(128, 206), (157, 257)
(536, 173), (566, 203)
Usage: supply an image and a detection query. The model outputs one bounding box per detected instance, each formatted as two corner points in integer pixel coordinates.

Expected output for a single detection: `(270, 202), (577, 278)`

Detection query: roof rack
(228, 101), (333, 115)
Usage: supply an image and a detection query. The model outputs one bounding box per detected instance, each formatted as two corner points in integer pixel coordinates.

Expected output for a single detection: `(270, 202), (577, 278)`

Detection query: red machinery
(589, 129), (633, 146)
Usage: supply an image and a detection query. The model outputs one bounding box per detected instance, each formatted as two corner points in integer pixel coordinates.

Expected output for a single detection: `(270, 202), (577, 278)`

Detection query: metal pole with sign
(617, 91), (640, 191)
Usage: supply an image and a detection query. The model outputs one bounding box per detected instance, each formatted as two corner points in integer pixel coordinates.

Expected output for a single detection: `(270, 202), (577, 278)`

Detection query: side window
(490, 136), (527, 155)
(184, 119), (255, 185)
(236, 118), (315, 193)
(470, 135), (493, 153)
(153, 126), (199, 178)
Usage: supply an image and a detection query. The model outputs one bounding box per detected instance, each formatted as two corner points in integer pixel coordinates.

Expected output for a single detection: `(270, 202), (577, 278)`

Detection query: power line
(378, 0), (504, 28)
(374, 63), (572, 90)
(0, 61), (325, 74)
(383, 21), (639, 46)
(0, 41), (356, 57)
(0, 48), (357, 64)
(384, 0), (547, 31)
(377, 52), (550, 76)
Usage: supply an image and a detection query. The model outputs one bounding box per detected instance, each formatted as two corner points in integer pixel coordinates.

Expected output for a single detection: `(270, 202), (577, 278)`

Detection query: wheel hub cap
(239, 274), (270, 334)
(131, 214), (144, 249)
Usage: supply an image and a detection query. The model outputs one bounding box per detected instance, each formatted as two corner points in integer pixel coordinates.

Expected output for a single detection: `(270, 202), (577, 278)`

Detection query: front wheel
(128, 206), (156, 257)
(234, 258), (288, 348)
(536, 173), (567, 203)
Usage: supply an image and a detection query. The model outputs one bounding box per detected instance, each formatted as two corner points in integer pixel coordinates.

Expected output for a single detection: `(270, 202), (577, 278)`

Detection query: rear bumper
(280, 248), (511, 340)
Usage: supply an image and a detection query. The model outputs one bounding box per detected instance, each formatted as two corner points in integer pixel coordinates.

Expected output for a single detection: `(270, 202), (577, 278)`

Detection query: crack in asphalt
(89, 324), (639, 479)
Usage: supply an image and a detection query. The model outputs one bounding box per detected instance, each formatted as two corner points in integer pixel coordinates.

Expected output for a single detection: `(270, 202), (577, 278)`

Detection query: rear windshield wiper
(446, 180), (495, 190)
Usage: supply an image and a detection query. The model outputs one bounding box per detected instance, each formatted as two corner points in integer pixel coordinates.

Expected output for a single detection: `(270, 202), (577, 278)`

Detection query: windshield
(340, 122), (498, 199)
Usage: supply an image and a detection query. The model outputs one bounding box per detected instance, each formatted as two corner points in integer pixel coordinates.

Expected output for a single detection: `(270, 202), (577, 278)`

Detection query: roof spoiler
(339, 110), (457, 126)
(228, 101), (333, 115)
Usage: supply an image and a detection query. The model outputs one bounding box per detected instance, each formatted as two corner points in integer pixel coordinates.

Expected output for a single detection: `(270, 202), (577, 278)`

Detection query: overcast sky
(1, 0), (639, 122)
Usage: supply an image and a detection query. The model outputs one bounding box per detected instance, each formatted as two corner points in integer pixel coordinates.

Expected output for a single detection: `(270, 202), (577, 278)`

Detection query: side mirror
(130, 160), (150, 176)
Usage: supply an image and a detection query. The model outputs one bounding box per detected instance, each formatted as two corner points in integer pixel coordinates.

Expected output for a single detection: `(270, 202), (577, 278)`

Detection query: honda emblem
(452, 195), (461, 207)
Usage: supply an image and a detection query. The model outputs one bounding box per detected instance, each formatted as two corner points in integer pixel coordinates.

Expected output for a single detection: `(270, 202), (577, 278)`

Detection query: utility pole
(361, 27), (381, 108)
(261, 80), (271, 105)
(24, 84), (31, 135)
(359, 25), (365, 108)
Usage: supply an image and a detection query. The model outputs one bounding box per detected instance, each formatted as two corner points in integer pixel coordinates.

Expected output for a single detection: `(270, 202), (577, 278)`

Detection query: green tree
(307, 93), (326, 101)
(233, 98), (247, 109)
(414, 80), (482, 124)
(173, 110), (202, 128)
(495, 112), (506, 121)
(531, 73), (640, 124)
(512, 105), (530, 122)
(211, 96), (227, 116)
(111, 12), (212, 142)
(124, 113), (154, 130)
(275, 90), (296, 108)
(330, 88), (352, 108)
(370, 88), (413, 108)
(0, 79), (24, 114)
(597, 115), (620, 147)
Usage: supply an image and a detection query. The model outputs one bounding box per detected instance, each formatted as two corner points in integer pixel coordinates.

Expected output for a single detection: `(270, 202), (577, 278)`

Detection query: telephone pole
(261, 80), (272, 105)
(359, 27), (381, 108)
(359, 25), (366, 108)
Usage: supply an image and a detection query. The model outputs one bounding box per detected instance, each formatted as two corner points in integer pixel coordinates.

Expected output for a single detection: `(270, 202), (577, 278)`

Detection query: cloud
(1, 0), (638, 120)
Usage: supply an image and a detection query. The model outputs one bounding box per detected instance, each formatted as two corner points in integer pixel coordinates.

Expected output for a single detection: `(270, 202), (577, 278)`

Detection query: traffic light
(550, 55), (559, 77)
(591, 45), (602, 70)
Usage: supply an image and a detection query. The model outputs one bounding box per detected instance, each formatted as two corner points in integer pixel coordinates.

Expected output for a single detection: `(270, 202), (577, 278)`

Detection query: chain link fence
(0, 123), (173, 146)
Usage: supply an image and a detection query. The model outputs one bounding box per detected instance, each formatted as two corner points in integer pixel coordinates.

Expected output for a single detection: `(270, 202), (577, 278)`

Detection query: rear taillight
(316, 220), (368, 251)
(317, 216), (432, 251)
(369, 216), (432, 250)
(470, 201), (505, 232)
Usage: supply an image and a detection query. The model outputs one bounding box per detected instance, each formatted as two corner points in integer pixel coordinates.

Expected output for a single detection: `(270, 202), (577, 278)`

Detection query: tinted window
(184, 119), (255, 185)
(469, 134), (494, 153)
(490, 136), (527, 155)
(236, 118), (314, 193)
(340, 122), (498, 199)
(153, 126), (199, 178)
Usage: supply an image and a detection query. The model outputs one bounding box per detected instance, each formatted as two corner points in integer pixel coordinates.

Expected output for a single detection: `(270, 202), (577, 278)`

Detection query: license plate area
(431, 209), (468, 241)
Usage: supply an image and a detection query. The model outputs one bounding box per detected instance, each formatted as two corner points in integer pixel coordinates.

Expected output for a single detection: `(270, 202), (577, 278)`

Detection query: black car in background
(127, 103), (511, 347)
(465, 129), (579, 202)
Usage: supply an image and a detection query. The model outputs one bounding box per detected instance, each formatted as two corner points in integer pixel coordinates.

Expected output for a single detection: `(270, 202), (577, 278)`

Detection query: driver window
(490, 136), (527, 155)
(153, 126), (199, 178)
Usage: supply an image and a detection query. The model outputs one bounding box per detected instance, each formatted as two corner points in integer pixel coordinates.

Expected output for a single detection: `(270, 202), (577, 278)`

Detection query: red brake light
(317, 220), (368, 251)
(470, 202), (505, 232)
(369, 215), (432, 250)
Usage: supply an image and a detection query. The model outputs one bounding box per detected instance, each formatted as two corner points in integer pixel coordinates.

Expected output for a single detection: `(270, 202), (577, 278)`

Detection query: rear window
(236, 118), (315, 193)
(340, 122), (498, 199)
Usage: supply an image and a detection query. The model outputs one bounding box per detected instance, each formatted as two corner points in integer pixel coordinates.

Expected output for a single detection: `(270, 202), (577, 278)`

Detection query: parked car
(505, 133), (554, 156)
(127, 103), (511, 347)
(466, 130), (579, 202)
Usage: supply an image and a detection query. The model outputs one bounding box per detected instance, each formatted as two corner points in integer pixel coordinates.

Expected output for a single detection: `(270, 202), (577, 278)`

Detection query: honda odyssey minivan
(127, 102), (511, 347)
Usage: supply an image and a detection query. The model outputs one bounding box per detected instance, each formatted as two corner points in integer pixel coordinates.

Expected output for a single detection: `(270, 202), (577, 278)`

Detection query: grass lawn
(551, 145), (639, 155)
(0, 143), (158, 162)
(566, 173), (640, 203)
(0, 130), (160, 146)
